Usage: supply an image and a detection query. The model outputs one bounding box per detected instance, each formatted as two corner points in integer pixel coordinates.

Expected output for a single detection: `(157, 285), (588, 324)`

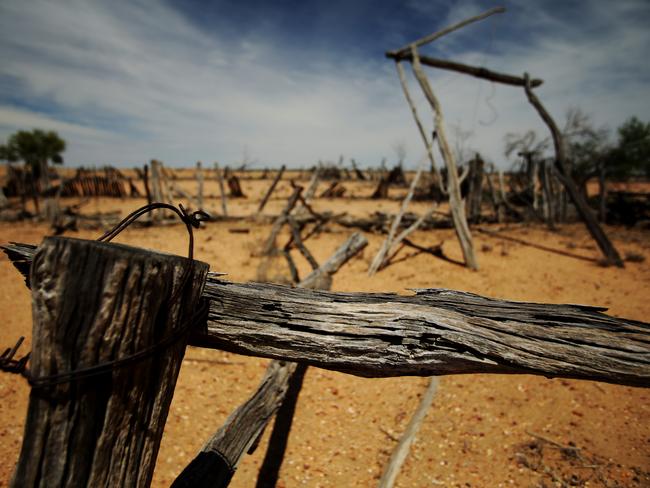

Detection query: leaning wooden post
(409, 46), (478, 270)
(12, 237), (209, 488)
(257, 164), (286, 214)
(394, 61), (444, 189)
(522, 73), (624, 267)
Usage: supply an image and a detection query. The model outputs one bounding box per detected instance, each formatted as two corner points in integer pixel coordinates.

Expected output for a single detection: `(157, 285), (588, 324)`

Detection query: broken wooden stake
(11, 237), (208, 488)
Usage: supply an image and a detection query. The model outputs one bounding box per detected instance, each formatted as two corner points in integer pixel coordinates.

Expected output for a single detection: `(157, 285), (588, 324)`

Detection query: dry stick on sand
(171, 233), (368, 488)
(378, 377), (440, 488)
(368, 161), (425, 275)
(215, 163), (228, 217)
(257, 165), (286, 214)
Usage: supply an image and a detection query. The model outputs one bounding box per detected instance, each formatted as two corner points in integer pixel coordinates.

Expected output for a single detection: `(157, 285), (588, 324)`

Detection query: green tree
(608, 117), (650, 179)
(0, 129), (66, 212)
(0, 129), (65, 176)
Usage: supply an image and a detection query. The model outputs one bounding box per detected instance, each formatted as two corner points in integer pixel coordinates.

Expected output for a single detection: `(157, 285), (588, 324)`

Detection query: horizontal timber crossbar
(3, 241), (650, 388)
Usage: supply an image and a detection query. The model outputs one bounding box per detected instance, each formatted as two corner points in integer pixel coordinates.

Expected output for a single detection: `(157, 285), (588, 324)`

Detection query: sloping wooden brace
(257, 165), (286, 214)
(10, 237), (209, 488)
(255, 235), (367, 487)
(387, 6), (505, 58)
(523, 74), (624, 267)
(3, 243), (649, 387)
(395, 61), (444, 188)
(298, 231), (368, 290)
(409, 46), (478, 270)
(388, 53), (544, 88)
(368, 163), (425, 275)
(380, 209), (435, 271)
(172, 232), (367, 487)
(171, 360), (298, 488)
(169, 180), (203, 210)
(285, 216), (320, 272)
(261, 187), (303, 256)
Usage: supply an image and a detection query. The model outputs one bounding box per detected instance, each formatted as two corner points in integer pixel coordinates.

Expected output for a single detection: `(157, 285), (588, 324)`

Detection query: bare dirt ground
(0, 173), (649, 487)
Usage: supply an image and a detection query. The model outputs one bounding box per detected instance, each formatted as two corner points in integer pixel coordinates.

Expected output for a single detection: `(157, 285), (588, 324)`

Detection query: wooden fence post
(196, 161), (204, 211)
(11, 237), (208, 488)
(215, 163), (228, 217)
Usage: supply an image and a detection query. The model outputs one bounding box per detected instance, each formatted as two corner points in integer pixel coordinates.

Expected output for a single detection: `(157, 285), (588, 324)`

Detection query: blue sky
(0, 0), (649, 168)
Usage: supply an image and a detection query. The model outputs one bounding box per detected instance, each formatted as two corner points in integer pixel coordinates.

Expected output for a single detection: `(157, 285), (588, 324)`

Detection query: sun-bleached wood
(395, 62), (443, 187)
(523, 73), (623, 267)
(388, 53), (543, 88)
(191, 280), (650, 387)
(171, 360), (298, 488)
(409, 46), (478, 270)
(388, 6), (505, 58)
(368, 162), (425, 275)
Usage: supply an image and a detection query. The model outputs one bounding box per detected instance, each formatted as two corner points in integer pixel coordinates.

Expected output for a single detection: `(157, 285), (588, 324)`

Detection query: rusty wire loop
(0, 202), (211, 387)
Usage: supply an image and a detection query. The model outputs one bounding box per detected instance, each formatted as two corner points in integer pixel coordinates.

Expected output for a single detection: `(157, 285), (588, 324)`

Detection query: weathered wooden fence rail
(4, 240), (650, 388)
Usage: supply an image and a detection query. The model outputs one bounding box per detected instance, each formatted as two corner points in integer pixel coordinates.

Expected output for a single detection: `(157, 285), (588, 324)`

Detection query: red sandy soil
(0, 174), (649, 487)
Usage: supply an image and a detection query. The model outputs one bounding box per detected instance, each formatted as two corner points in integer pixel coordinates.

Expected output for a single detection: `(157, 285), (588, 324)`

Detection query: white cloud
(0, 0), (648, 169)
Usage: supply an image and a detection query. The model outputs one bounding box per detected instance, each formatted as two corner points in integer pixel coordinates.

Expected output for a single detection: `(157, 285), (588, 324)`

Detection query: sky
(0, 0), (649, 169)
